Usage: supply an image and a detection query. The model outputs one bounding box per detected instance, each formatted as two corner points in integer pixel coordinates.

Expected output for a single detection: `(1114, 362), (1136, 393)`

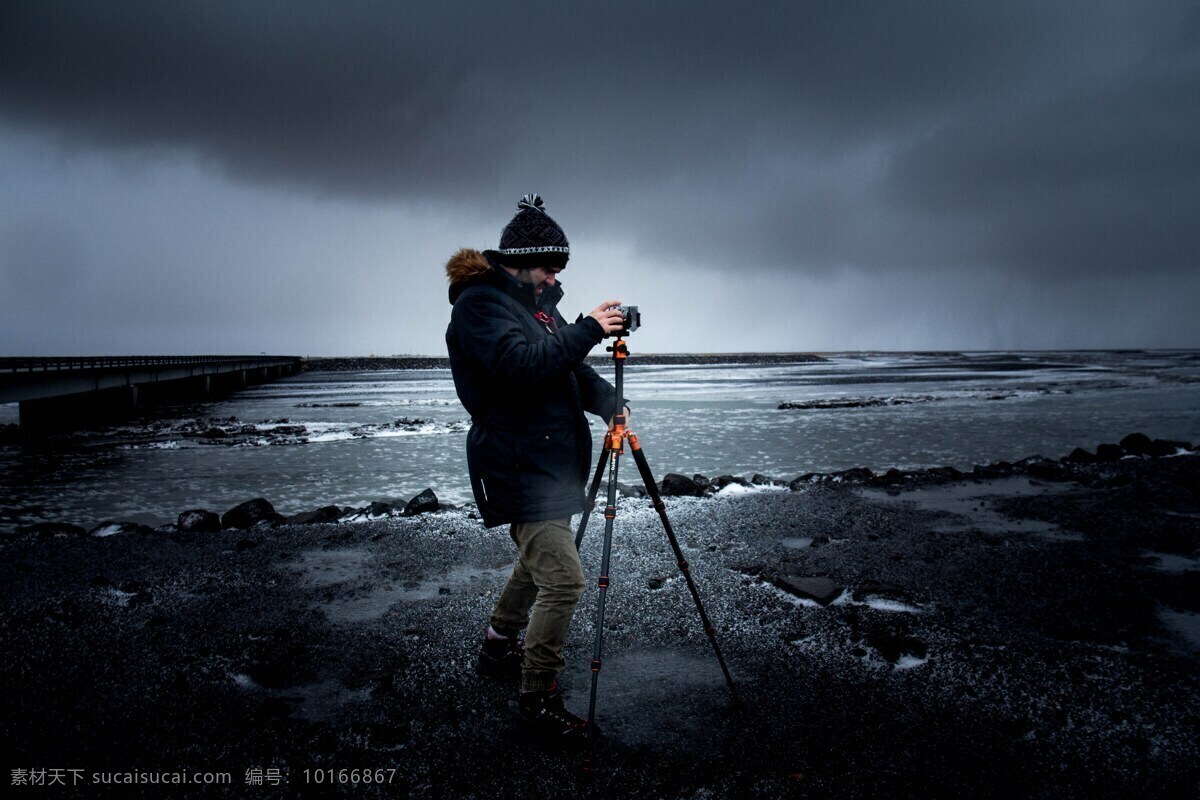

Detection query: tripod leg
(628, 434), (742, 708)
(575, 435), (611, 551)
(585, 442), (621, 740)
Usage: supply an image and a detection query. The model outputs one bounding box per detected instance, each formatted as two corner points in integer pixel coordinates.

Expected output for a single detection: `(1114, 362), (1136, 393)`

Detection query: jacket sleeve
(452, 290), (605, 382)
(573, 361), (623, 420)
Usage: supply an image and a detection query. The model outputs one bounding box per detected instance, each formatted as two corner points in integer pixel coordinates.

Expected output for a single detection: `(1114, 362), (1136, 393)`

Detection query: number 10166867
(302, 768), (397, 785)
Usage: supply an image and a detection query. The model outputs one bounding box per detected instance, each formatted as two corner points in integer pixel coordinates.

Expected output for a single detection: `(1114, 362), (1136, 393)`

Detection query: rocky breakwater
(11, 489), (452, 542)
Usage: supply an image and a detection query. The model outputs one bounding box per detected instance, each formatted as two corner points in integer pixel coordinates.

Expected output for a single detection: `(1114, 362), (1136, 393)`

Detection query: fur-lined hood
(445, 248), (493, 286)
(445, 248), (501, 305)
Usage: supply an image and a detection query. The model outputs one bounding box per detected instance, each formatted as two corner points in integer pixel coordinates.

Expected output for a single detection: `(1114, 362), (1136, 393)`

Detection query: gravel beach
(2, 450), (1198, 799)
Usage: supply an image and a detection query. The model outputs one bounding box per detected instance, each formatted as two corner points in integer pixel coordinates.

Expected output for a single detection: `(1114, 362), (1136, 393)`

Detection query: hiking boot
(518, 683), (594, 743)
(476, 632), (524, 678)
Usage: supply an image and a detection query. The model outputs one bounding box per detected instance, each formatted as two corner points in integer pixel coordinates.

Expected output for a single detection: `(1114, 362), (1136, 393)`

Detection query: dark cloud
(2, 0), (1198, 281)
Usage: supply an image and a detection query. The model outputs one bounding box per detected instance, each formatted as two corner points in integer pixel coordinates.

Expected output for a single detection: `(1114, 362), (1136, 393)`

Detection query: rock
(692, 474), (711, 489)
(285, 506), (342, 525)
(270, 425), (307, 436)
(788, 473), (820, 490)
(15, 521), (87, 538)
(773, 575), (843, 606)
(832, 467), (873, 483)
(395, 417), (432, 428)
(403, 488), (440, 516)
(712, 475), (752, 490)
(865, 630), (927, 664)
(1063, 447), (1096, 464)
(221, 498), (281, 529)
(616, 481), (647, 498)
(1095, 443), (1124, 462)
(177, 509), (222, 533)
(751, 473), (782, 486)
(1149, 438), (1190, 457)
(201, 427), (228, 439)
(660, 473), (705, 497)
(926, 466), (965, 482)
(88, 521), (155, 537)
(1119, 432), (1155, 456)
(871, 468), (909, 487)
(1022, 458), (1068, 481)
(365, 501), (395, 517)
(972, 461), (1014, 478)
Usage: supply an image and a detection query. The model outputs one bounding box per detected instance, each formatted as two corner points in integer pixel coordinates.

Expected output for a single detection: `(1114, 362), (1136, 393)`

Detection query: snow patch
(894, 655), (929, 670)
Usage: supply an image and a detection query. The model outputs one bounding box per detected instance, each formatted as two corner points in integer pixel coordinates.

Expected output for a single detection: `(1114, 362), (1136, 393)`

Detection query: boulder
(1063, 448), (1096, 464)
(712, 475), (752, 491)
(201, 427), (228, 439)
(773, 575), (843, 606)
(926, 466), (965, 482)
(403, 488), (440, 516)
(871, 468), (909, 487)
(660, 473), (705, 497)
(270, 425), (307, 436)
(691, 474), (711, 489)
(1149, 438), (1190, 457)
(832, 467), (874, 484)
(751, 473), (782, 486)
(177, 509), (222, 533)
(1119, 432), (1154, 456)
(365, 501), (395, 517)
(1095, 443), (1124, 462)
(221, 498), (281, 529)
(788, 473), (820, 490)
(616, 481), (647, 498)
(1022, 462), (1070, 482)
(285, 505), (342, 525)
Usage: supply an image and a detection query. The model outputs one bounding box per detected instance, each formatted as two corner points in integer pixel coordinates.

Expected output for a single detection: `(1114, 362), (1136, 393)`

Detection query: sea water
(1, 351), (1197, 532)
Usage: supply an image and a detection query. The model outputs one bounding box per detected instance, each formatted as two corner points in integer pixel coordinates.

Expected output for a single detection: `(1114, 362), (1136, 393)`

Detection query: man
(444, 194), (627, 742)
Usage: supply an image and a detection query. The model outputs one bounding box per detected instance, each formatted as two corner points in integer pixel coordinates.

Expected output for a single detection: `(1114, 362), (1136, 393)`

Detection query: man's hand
(608, 406), (631, 431)
(588, 300), (625, 335)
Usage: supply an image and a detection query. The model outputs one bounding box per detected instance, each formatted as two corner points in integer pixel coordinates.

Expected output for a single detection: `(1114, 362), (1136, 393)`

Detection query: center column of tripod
(585, 335), (627, 739)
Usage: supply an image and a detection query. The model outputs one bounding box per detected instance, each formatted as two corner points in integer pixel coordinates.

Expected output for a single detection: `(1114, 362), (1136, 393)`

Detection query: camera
(617, 305), (640, 334)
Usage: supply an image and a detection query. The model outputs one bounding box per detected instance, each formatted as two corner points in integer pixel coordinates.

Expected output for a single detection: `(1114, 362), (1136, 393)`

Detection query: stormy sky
(1, 0), (1197, 356)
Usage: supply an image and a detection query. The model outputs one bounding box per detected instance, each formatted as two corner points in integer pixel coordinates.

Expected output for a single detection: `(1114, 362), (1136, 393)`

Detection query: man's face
(516, 266), (562, 299)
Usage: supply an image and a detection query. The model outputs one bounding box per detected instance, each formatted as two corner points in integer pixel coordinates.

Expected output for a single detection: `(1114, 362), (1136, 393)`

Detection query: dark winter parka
(445, 249), (620, 528)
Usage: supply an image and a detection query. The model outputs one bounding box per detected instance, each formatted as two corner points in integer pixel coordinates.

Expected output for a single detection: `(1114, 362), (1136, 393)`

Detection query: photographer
(444, 194), (628, 742)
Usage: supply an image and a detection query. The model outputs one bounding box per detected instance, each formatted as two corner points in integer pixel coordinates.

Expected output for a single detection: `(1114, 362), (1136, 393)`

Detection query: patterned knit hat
(495, 194), (569, 270)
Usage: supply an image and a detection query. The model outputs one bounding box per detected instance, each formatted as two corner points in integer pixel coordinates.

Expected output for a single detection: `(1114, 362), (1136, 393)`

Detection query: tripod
(574, 334), (741, 751)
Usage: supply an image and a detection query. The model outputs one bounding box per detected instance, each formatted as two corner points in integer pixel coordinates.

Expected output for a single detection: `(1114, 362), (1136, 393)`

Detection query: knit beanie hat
(493, 194), (569, 271)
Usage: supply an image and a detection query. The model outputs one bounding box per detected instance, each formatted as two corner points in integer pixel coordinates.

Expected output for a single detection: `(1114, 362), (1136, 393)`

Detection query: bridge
(0, 355), (303, 433)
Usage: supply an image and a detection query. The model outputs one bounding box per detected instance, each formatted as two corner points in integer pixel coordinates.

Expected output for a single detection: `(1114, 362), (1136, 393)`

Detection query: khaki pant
(489, 517), (585, 692)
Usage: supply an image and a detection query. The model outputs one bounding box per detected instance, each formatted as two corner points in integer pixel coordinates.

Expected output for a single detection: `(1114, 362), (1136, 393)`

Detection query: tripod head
(605, 337), (628, 360)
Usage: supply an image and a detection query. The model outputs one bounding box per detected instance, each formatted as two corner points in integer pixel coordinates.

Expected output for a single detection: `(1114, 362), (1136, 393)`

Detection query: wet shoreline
(1, 450), (1198, 798)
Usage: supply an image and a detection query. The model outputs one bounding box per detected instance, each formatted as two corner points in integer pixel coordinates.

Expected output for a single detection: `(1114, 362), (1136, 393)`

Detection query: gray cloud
(1, 0), (1198, 287)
